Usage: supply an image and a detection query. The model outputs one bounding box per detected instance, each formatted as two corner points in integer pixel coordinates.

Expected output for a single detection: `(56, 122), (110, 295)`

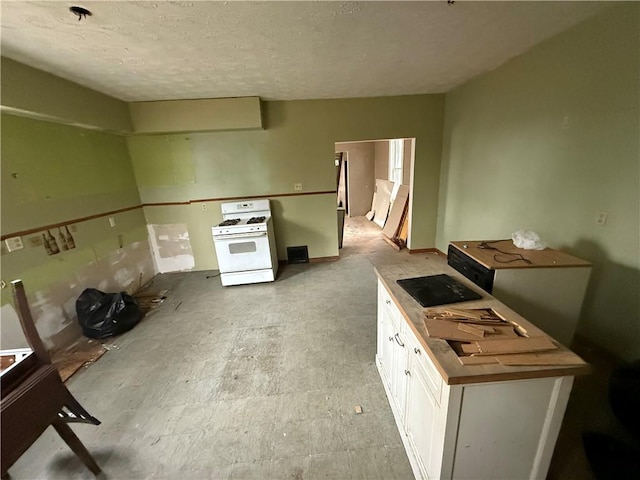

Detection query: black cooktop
(396, 274), (482, 308)
(219, 218), (241, 226)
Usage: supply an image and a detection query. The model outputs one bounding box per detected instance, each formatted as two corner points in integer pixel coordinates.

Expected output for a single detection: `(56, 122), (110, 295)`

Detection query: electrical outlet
(4, 236), (24, 252)
(109, 217), (116, 227)
(29, 236), (43, 247)
(202, 204), (207, 211)
(596, 211), (609, 226)
(294, 183), (303, 191)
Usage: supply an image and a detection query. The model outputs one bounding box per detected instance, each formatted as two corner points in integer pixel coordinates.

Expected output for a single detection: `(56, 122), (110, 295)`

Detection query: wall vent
(287, 245), (309, 264)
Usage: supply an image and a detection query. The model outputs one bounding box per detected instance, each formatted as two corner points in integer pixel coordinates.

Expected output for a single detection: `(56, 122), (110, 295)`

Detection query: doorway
(336, 151), (348, 212)
(334, 138), (416, 252)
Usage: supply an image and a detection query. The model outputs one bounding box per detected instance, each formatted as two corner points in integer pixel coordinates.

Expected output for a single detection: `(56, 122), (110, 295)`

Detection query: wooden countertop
(374, 253), (589, 385)
(450, 240), (591, 270)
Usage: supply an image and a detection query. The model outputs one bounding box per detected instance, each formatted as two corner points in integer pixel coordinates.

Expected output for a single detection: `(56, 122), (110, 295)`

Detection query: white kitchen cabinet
(405, 352), (444, 479)
(391, 330), (408, 423)
(403, 330), (458, 480)
(376, 277), (578, 480)
(377, 281), (409, 424)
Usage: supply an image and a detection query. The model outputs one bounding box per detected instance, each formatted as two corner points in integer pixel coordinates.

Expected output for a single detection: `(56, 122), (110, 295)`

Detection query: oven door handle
(214, 231), (267, 240)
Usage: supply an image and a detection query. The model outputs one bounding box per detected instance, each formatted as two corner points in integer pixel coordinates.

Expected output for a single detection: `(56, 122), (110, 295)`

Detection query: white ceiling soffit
(0, 1), (611, 102)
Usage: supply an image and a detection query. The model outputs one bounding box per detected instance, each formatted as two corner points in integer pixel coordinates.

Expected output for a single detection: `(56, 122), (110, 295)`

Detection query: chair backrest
(10, 279), (52, 366)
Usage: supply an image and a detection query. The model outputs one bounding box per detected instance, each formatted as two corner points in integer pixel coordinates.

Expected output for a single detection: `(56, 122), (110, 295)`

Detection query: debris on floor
(76, 288), (143, 339)
(355, 405), (363, 414)
(133, 289), (169, 315)
(52, 339), (107, 382)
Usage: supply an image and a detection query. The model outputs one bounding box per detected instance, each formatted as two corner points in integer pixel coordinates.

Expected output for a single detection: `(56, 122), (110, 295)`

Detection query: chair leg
(51, 420), (101, 475)
(63, 391), (101, 425)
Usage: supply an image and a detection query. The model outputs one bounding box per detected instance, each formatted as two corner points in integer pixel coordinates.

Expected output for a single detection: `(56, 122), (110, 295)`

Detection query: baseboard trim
(278, 255), (339, 266)
(310, 256), (339, 263)
(408, 247), (446, 256)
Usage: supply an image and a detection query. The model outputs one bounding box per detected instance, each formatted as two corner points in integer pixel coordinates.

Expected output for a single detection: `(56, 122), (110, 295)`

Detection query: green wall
(0, 114), (153, 350)
(437, 4), (640, 360)
(5, 4), (634, 360)
(129, 96), (262, 133)
(128, 96), (445, 268)
(1, 115), (141, 232)
(1, 57), (132, 133)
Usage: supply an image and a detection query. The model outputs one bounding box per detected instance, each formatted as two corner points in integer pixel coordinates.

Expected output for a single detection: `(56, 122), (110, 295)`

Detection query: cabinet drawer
(378, 282), (401, 331)
(406, 330), (442, 404)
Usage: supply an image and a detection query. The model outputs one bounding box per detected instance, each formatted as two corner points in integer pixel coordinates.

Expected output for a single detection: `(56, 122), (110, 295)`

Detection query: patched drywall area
(128, 96), (446, 264)
(0, 112), (154, 353)
(147, 224), (195, 273)
(0, 241), (155, 351)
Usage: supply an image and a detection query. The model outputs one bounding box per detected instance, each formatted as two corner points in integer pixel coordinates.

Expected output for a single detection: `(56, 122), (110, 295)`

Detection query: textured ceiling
(0, 1), (611, 102)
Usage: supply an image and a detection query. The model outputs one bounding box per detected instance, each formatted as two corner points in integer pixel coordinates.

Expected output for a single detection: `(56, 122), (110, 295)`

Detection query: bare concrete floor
(8, 216), (622, 479)
(9, 217), (415, 480)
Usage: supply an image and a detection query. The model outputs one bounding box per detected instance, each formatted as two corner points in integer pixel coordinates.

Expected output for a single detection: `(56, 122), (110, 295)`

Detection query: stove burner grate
(247, 216), (266, 224)
(219, 218), (241, 226)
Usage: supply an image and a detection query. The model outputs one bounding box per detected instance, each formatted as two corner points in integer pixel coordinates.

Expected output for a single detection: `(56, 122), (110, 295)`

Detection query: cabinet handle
(405, 370), (411, 376)
(394, 333), (405, 347)
(414, 347), (421, 355)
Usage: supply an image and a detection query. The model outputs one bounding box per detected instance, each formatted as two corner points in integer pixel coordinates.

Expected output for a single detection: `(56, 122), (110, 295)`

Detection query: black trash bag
(76, 288), (143, 339)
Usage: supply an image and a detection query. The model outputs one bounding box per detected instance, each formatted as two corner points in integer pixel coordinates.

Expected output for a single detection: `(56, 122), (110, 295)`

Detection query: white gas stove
(211, 199), (278, 286)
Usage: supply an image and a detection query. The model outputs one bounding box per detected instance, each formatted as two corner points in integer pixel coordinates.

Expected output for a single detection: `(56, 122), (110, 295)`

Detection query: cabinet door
(378, 311), (395, 389)
(406, 356), (441, 480)
(391, 330), (408, 424)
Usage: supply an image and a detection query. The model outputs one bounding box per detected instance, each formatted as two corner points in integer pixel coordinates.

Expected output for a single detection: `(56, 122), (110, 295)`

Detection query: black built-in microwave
(447, 244), (495, 293)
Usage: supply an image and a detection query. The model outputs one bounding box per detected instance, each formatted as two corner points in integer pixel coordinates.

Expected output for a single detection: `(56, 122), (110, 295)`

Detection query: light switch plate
(596, 211), (608, 226)
(4, 236), (24, 252)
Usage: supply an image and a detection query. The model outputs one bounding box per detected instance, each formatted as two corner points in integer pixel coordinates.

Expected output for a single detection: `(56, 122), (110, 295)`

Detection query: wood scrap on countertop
(458, 323), (488, 337)
(461, 336), (557, 356)
(425, 307), (508, 325)
(424, 318), (517, 342)
(424, 307), (517, 342)
(376, 263), (590, 383)
(458, 351), (584, 367)
(496, 351), (583, 366)
(421, 306), (572, 367)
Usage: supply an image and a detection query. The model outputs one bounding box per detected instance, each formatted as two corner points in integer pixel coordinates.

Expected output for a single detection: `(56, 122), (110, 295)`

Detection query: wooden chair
(1, 280), (101, 477)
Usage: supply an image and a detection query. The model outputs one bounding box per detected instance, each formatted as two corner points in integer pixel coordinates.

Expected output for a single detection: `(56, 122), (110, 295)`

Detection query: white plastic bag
(511, 230), (546, 250)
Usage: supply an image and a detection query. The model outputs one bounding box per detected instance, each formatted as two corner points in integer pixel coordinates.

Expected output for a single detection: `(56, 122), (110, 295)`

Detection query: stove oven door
(213, 231), (273, 273)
